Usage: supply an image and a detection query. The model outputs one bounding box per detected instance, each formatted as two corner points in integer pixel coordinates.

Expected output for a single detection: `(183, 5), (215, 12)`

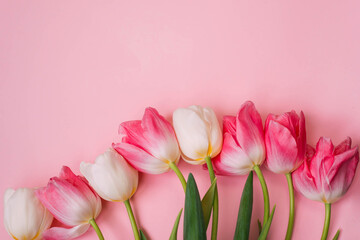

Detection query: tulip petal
(265, 120), (298, 173)
(141, 107), (181, 162)
(324, 146), (359, 202)
(113, 143), (170, 174)
(4, 188), (51, 240)
(43, 224), (90, 240)
(223, 116), (236, 136)
(173, 107), (210, 160)
(236, 101), (265, 164)
(333, 137), (352, 155)
(36, 167), (101, 227)
(202, 107), (222, 157)
(81, 148), (139, 202)
(120, 108), (180, 164)
(292, 163), (322, 201)
(213, 133), (253, 175)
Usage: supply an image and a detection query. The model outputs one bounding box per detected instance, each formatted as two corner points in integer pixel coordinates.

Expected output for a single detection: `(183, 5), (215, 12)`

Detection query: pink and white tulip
(212, 101), (265, 175)
(173, 105), (222, 165)
(113, 107), (181, 174)
(4, 188), (53, 240)
(80, 148), (139, 202)
(265, 111), (306, 174)
(293, 137), (359, 203)
(36, 166), (102, 240)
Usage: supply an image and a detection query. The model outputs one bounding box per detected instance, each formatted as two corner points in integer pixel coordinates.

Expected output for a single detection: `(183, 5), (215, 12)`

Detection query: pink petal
(235, 101), (265, 164)
(223, 116), (236, 136)
(333, 137), (352, 155)
(324, 146), (359, 202)
(212, 132), (252, 175)
(265, 120), (298, 173)
(43, 224), (90, 240)
(309, 137), (334, 186)
(296, 111), (306, 163)
(113, 143), (170, 174)
(119, 120), (148, 150)
(119, 108), (180, 162)
(35, 167), (101, 226)
(292, 161), (322, 201)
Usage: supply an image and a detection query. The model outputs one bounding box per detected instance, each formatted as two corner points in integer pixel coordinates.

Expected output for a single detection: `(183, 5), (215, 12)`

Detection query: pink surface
(1, 1), (360, 239)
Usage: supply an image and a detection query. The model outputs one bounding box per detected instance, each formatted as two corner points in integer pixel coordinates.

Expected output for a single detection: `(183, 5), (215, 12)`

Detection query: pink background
(1, 1), (360, 239)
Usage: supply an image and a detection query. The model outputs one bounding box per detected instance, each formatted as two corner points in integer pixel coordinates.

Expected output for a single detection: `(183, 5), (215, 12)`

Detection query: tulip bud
(173, 105), (222, 165)
(212, 101), (265, 175)
(293, 137), (359, 203)
(80, 148), (139, 202)
(4, 188), (53, 240)
(265, 111), (306, 174)
(113, 107), (180, 174)
(36, 166), (102, 240)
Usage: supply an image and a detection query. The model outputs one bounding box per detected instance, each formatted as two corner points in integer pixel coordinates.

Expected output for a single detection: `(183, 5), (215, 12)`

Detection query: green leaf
(258, 205), (276, 240)
(169, 208), (183, 240)
(140, 230), (147, 240)
(234, 171), (253, 240)
(332, 229), (340, 240)
(257, 219), (262, 235)
(201, 178), (217, 230)
(184, 173), (207, 240)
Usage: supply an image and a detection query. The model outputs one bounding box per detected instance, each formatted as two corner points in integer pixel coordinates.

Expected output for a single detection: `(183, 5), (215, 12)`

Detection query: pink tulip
(212, 101), (271, 227)
(265, 111), (306, 174)
(264, 110), (306, 239)
(293, 137), (359, 203)
(212, 101), (266, 175)
(113, 107), (181, 174)
(36, 166), (102, 240)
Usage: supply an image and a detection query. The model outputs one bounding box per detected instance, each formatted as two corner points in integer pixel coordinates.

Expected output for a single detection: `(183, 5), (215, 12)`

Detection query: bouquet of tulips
(4, 101), (358, 240)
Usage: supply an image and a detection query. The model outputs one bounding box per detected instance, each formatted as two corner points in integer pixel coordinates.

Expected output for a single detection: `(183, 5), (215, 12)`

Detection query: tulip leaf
(140, 230), (147, 240)
(201, 178), (217, 230)
(169, 208), (183, 240)
(184, 173), (206, 240)
(234, 171), (253, 240)
(258, 205), (276, 240)
(332, 229), (340, 240)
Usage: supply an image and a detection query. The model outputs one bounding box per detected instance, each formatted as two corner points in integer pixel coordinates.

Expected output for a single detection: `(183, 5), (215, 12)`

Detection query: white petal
(173, 107), (210, 160)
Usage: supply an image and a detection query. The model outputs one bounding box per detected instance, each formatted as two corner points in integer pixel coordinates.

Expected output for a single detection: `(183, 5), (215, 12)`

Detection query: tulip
(112, 107), (186, 191)
(211, 101), (271, 230)
(264, 110), (306, 240)
(293, 137), (359, 240)
(173, 105), (222, 240)
(80, 148), (140, 240)
(36, 166), (103, 240)
(173, 105), (222, 164)
(4, 188), (53, 240)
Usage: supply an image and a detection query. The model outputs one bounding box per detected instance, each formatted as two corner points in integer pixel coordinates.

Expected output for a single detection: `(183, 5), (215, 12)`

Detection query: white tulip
(80, 148), (139, 202)
(173, 105), (222, 165)
(4, 188), (53, 240)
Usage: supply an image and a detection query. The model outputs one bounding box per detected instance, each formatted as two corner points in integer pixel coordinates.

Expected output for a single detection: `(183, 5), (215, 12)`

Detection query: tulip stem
(253, 165), (270, 227)
(169, 162), (187, 192)
(205, 156), (219, 240)
(285, 173), (295, 240)
(89, 219), (105, 240)
(124, 199), (140, 240)
(321, 203), (331, 240)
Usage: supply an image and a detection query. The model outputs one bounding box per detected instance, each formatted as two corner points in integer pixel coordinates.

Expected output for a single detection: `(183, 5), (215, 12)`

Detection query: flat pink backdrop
(1, 1), (360, 239)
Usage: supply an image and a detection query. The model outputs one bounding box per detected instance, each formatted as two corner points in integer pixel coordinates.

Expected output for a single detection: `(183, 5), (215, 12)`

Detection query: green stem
(89, 219), (104, 240)
(285, 173), (295, 240)
(124, 199), (140, 240)
(205, 156), (218, 240)
(321, 203), (331, 240)
(169, 161), (187, 192)
(253, 165), (270, 227)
